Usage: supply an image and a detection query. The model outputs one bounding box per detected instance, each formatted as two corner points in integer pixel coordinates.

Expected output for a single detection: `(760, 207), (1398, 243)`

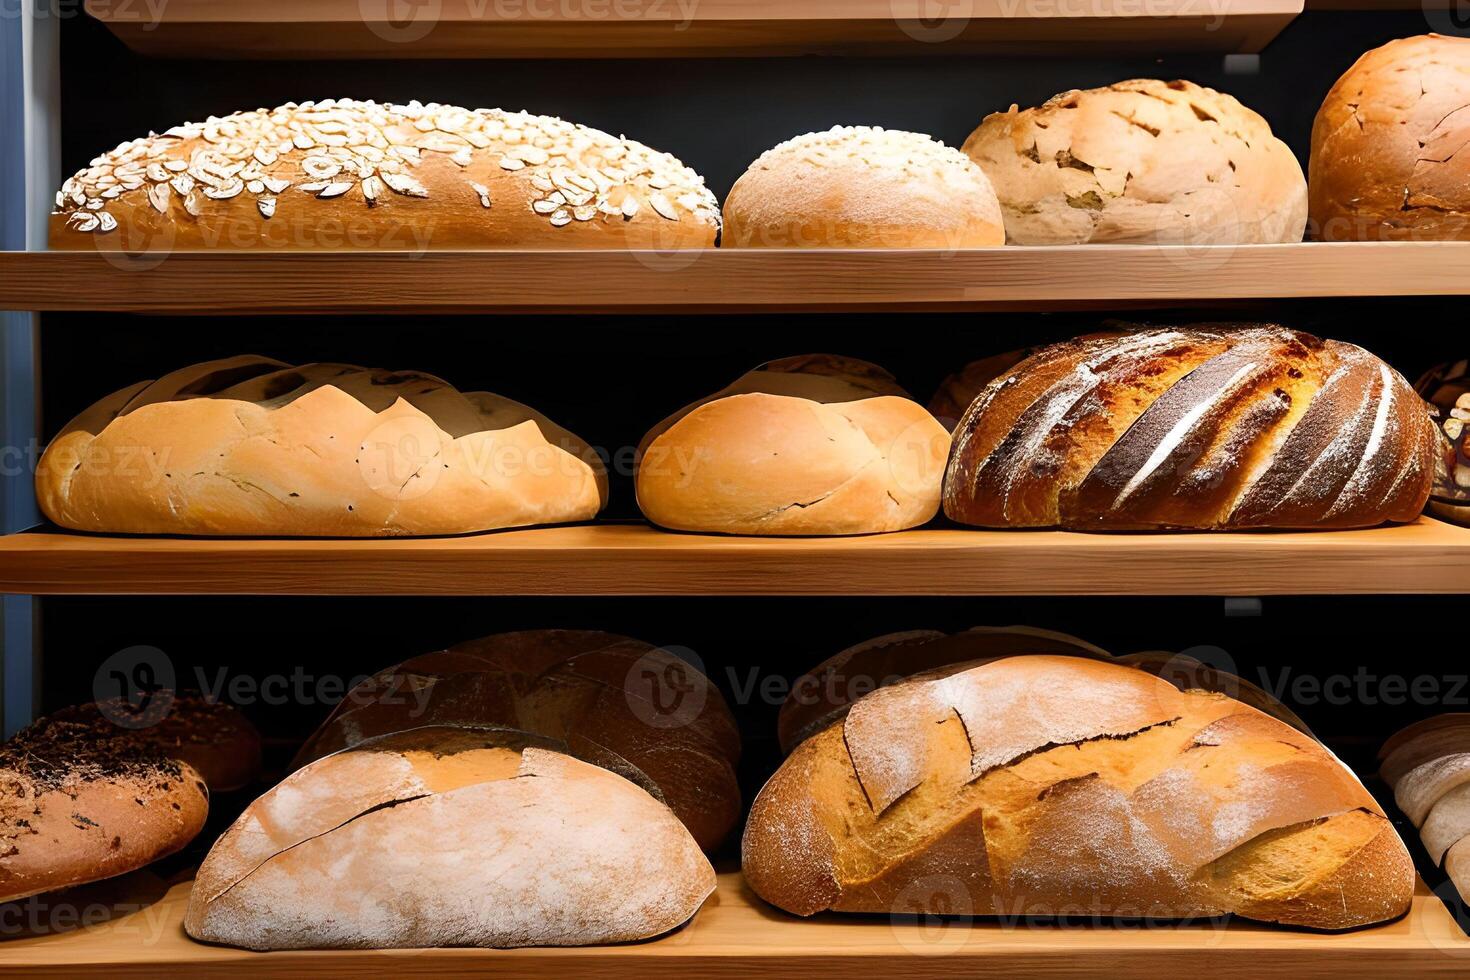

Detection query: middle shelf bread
(5, 243), (1470, 314)
(2, 518), (1467, 596)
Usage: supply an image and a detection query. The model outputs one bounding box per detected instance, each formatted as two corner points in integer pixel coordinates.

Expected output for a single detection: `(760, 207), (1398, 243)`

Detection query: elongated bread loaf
(36, 356), (607, 537)
(637, 355), (951, 535)
(292, 630), (741, 852)
(186, 728), (715, 950)
(51, 99), (719, 250)
(1381, 716), (1470, 905)
(943, 326), (1440, 530)
(744, 655), (1412, 930)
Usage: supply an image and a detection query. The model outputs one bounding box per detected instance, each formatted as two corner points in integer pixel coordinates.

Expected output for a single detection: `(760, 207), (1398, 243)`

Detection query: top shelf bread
(83, 0), (1302, 59)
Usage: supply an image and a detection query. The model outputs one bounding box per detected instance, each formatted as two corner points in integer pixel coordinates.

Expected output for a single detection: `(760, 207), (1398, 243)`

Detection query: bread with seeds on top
(50, 99), (719, 250)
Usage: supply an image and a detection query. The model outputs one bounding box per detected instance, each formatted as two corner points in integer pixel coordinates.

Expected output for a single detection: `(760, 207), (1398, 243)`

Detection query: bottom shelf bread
(2, 869), (1466, 976)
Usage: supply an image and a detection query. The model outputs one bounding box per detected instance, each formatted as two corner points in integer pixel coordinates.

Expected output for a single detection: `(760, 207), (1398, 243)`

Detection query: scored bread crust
(36, 356), (608, 537)
(943, 325), (1440, 530)
(51, 99), (718, 250)
(963, 79), (1306, 245)
(185, 729), (716, 950)
(1310, 35), (1470, 242)
(637, 355), (951, 535)
(722, 126), (1004, 248)
(743, 655), (1412, 930)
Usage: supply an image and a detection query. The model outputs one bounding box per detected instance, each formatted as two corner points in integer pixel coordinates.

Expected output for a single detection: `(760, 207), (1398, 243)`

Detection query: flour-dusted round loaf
(722, 126), (1004, 248)
(1311, 35), (1470, 241)
(943, 325), (1441, 530)
(185, 729), (715, 950)
(637, 355), (951, 535)
(36, 356), (607, 537)
(963, 79), (1306, 245)
(50, 99), (719, 251)
(291, 630), (741, 852)
(744, 655), (1413, 930)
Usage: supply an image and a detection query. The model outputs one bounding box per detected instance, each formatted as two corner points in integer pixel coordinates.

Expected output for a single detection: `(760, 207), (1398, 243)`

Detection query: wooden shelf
(8, 243), (1470, 314)
(1, 869), (1464, 976)
(84, 0), (1300, 59)
(1, 519), (1467, 596)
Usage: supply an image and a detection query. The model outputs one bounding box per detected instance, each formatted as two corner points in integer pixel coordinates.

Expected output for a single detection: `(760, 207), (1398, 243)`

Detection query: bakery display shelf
(1, 869), (1465, 977)
(1, 518), (1468, 596)
(83, 0), (1299, 60)
(5, 242), (1470, 314)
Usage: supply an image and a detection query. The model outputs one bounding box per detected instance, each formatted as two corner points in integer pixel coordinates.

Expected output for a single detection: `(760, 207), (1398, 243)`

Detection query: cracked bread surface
(35, 355), (607, 536)
(963, 79), (1306, 245)
(743, 655), (1413, 930)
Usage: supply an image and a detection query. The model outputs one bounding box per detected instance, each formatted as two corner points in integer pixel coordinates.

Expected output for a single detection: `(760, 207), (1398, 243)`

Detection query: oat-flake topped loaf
(50, 99), (720, 250)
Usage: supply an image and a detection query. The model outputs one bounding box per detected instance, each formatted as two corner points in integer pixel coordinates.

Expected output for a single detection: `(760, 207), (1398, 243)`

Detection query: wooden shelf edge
(1, 519), (1467, 596)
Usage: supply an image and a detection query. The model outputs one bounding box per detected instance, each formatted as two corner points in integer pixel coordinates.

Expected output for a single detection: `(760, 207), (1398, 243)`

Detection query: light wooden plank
(5, 243), (1470, 314)
(0, 519), (1467, 596)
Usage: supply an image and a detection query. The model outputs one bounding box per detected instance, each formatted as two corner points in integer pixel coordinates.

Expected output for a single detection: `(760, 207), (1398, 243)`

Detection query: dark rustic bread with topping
(1415, 359), (1470, 526)
(291, 629), (741, 852)
(944, 325), (1441, 530)
(744, 655), (1413, 930)
(51, 99), (719, 250)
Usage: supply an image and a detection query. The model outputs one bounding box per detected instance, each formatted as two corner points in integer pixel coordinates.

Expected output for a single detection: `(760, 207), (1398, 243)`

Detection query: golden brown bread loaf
(1310, 35), (1470, 241)
(1381, 716), (1470, 905)
(36, 355), (607, 537)
(744, 655), (1412, 930)
(943, 325), (1441, 530)
(722, 126), (1004, 248)
(51, 99), (719, 250)
(186, 728), (715, 949)
(1415, 360), (1470, 526)
(292, 630), (741, 852)
(963, 79), (1306, 245)
(637, 355), (951, 535)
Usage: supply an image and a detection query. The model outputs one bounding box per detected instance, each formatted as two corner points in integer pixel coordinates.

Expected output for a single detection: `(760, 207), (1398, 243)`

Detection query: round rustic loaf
(963, 79), (1306, 245)
(1311, 35), (1470, 241)
(943, 325), (1441, 530)
(745, 655), (1413, 930)
(1415, 359), (1470, 526)
(186, 728), (715, 950)
(36, 355), (607, 537)
(50, 99), (719, 250)
(637, 355), (951, 535)
(722, 126), (1004, 248)
(291, 630), (741, 852)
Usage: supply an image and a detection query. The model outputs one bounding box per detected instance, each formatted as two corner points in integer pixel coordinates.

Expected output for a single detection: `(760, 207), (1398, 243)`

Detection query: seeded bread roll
(722, 126), (1004, 248)
(943, 325), (1441, 530)
(744, 655), (1412, 930)
(636, 355), (951, 536)
(186, 728), (715, 950)
(50, 99), (719, 250)
(291, 630), (741, 852)
(963, 79), (1306, 245)
(36, 355), (607, 537)
(1415, 360), (1470, 526)
(1311, 35), (1470, 241)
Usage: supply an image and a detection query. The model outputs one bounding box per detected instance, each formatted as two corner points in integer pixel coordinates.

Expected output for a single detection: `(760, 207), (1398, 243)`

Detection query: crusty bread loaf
(291, 630), (740, 852)
(722, 126), (1004, 248)
(928, 350), (1032, 429)
(1415, 360), (1470, 526)
(51, 99), (718, 250)
(963, 79), (1306, 245)
(1310, 35), (1470, 241)
(744, 655), (1412, 930)
(944, 325), (1441, 530)
(637, 355), (951, 535)
(1381, 716), (1470, 906)
(186, 728), (715, 949)
(1380, 714), (1470, 787)
(36, 356), (607, 537)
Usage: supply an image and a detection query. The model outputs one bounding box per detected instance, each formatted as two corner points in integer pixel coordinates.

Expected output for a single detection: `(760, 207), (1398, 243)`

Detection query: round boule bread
(50, 99), (719, 251)
(636, 355), (951, 536)
(36, 355), (607, 537)
(722, 126), (1004, 248)
(963, 79), (1306, 245)
(1310, 35), (1470, 241)
(185, 728), (716, 950)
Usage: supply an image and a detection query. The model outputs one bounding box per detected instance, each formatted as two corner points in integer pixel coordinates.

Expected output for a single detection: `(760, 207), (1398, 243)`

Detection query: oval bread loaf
(744, 655), (1413, 930)
(51, 99), (719, 250)
(36, 356), (607, 537)
(1380, 716), (1470, 906)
